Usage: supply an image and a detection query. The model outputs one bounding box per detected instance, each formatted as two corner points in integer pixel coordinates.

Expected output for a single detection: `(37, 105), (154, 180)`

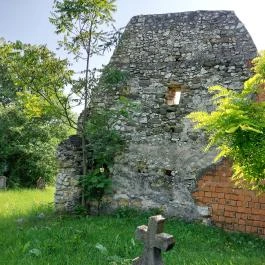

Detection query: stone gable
(55, 10), (257, 220)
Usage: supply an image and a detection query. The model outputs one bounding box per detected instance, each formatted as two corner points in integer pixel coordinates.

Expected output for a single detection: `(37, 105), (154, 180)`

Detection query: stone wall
(55, 10), (257, 220)
(55, 135), (83, 212)
(193, 160), (265, 237)
(90, 10), (256, 219)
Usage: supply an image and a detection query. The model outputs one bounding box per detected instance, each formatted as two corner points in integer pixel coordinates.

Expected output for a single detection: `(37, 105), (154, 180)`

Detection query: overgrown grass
(0, 188), (265, 265)
(0, 187), (54, 217)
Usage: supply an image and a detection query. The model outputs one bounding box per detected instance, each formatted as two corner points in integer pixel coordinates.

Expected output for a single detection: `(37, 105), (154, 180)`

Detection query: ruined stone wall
(90, 10), (257, 219)
(55, 136), (83, 211)
(55, 10), (257, 218)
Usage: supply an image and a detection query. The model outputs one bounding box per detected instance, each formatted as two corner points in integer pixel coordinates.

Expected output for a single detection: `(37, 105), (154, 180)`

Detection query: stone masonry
(55, 135), (82, 211)
(55, 10), (257, 219)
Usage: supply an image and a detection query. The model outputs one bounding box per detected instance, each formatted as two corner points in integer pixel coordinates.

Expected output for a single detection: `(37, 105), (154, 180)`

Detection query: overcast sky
(0, 0), (264, 68)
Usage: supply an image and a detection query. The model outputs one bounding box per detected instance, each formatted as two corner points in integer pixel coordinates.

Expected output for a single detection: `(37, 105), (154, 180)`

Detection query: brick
(225, 193), (238, 200)
(225, 200), (237, 206)
(251, 227), (258, 233)
(260, 203), (265, 209)
(246, 226), (252, 233)
(247, 214), (263, 221)
(236, 194), (245, 202)
(238, 224), (246, 232)
(216, 209), (225, 215)
(238, 219), (246, 225)
(210, 197), (219, 203)
(219, 198), (225, 204)
(237, 207), (251, 213)
(244, 196), (252, 202)
(252, 196), (260, 203)
(218, 204), (225, 210)
(224, 205), (237, 212)
(251, 208), (265, 215)
(224, 223), (234, 230)
(257, 228), (264, 235)
(236, 201), (242, 207)
(253, 221), (265, 227)
(217, 193), (225, 199)
(216, 187), (225, 193)
(258, 196), (265, 203)
(225, 217), (237, 224)
(248, 202), (255, 208)
(193, 191), (205, 197)
(224, 211), (236, 218)
(205, 192), (212, 197)
(219, 216), (225, 222)
(236, 213), (242, 219)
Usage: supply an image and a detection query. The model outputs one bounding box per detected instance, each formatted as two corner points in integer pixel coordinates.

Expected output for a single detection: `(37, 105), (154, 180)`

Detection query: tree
(188, 52), (265, 191)
(0, 104), (71, 187)
(49, 0), (119, 204)
(0, 41), (75, 187)
(0, 42), (76, 128)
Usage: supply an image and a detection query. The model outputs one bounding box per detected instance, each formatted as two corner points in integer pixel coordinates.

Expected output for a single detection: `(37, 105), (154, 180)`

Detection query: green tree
(0, 42), (75, 187)
(0, 104), (70, 187)
(0, 42), (76, 128)
(188, 52), (265, 191)
(49, 0), (119, 204)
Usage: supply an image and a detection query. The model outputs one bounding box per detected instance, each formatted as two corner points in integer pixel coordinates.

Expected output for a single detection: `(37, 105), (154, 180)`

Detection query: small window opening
(164, 169), (172, 176)
(165, 83), (182, 105)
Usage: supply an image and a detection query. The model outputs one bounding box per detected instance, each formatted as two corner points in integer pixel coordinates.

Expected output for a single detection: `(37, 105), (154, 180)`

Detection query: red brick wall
(193, 160), (265, 237)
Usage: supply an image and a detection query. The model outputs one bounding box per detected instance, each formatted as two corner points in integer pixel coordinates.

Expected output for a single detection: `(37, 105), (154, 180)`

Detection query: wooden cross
(132, 215), (175, 265)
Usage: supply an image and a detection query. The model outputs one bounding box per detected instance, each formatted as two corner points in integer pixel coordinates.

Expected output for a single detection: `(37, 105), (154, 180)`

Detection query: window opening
(165, 83), (182, 105)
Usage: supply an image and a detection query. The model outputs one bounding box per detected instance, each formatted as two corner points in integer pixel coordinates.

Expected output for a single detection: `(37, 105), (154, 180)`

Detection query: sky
(0, 0), (264, 70)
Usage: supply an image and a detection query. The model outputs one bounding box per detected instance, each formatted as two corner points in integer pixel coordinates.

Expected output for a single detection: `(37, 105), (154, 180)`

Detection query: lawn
(0, 188), (265, 265)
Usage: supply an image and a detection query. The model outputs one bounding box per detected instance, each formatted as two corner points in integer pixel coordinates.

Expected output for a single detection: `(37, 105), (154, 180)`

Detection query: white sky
(0, 0), (264, 68)
(0, 0), (263, 113)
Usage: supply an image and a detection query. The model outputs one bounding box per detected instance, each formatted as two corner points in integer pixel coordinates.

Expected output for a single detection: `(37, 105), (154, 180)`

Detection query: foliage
(0, 105), (71, 187)
(0, 41), (75, 187)
(80, 98), (131, 213)
(188, 52), (265, 190)
(0, 41), (76, 128)
(80, 169), (112, 214)
(50, 0), (121, 207)
(50, 0), (118, 59)
(1, 189), (265, 265)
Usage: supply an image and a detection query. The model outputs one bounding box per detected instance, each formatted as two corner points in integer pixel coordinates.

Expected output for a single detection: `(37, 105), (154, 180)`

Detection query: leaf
(22, 241), (31, 253)
(95, 243), (108, 255)
(225, 125), (240, 133)
(29, 248), (41, 257)
(239, 125), (263, 134)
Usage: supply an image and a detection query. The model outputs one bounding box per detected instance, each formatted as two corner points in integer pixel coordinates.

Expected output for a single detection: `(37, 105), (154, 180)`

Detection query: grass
(0, 188), (265, 265)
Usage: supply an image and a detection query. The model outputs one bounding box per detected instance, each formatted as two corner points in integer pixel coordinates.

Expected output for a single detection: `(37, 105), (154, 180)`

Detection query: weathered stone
(54, 135), (83, 212)
(132, 215), (175, 265)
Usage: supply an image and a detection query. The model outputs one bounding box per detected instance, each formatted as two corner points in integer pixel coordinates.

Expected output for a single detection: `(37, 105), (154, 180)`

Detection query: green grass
(0, 189), (265, 265)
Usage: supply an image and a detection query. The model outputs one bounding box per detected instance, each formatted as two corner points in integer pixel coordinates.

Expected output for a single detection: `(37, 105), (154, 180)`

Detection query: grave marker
(36, 177), (45, 190)
(0, 176), (6, 190)
(132, 215), (175, 265)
